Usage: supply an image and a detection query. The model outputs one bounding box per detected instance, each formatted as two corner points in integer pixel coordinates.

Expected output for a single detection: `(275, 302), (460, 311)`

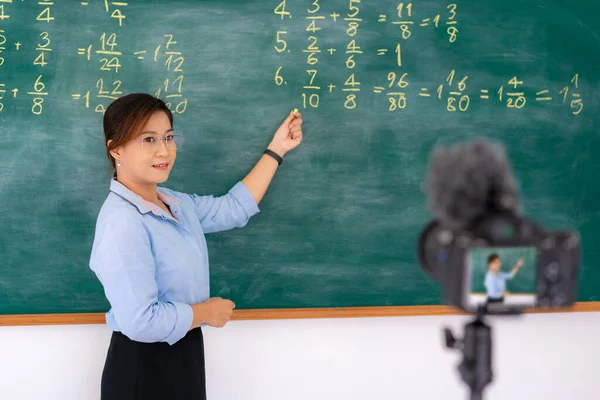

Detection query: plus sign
(330, 12), (340, 22)
(15, 42), (21, 50)
(327, 48), (336, 55)
(328, 84), (336, 93)
(12, 88), (19, 97)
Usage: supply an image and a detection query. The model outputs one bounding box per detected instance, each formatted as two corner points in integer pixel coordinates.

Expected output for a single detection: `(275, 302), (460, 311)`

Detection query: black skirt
(101, 327), (206, 400)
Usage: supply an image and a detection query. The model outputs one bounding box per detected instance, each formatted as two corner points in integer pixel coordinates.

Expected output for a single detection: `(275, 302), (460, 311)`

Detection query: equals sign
(536, 90), (552, 101)
(134, 50), (146, 60)
(72, 94), (81, 100)
(77, 45), (92, 59)
(378, 14), (387, 22)
(377, 49), (387, 56)
(419, 88), (431, 97)
(373, 86), (385, 93)
(480, 89), (489, 99)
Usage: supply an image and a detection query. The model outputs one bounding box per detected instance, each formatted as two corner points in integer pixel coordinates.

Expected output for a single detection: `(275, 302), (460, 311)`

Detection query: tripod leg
(458, 317), (493, 400)
(470, 390), (483, 400)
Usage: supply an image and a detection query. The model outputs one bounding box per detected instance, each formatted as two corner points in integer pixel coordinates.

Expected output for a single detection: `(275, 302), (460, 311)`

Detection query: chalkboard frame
(2, 0), (599, 324)
(1, 303), (598, 326)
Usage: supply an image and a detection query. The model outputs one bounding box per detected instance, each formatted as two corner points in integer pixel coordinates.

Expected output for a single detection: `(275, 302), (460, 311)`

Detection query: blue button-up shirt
(89, 179), (259, 345)
(484, 271), (515, 299)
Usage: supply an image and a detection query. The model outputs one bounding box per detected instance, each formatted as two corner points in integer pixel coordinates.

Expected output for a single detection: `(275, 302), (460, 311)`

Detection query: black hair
(487, 253), (500, 265)
(103, 93), (174, 178)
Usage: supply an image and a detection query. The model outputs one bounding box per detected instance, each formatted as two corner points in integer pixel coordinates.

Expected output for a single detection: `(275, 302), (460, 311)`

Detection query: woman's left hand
(267, 110), (303, 157)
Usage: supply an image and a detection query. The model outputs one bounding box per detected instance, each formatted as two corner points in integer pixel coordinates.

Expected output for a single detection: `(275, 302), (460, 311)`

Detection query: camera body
(418, 211), (580, 315)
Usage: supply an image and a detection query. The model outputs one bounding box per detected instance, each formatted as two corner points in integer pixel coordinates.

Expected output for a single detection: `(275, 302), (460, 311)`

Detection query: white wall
(0, 312), (597, 400)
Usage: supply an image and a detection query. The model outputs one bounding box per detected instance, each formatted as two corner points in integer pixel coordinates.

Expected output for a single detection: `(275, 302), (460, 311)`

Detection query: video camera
(417, 138), (580, 316)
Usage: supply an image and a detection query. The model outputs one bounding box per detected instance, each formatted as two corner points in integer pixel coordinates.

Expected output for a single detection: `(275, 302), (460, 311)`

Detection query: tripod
(444, 307), (495, 400)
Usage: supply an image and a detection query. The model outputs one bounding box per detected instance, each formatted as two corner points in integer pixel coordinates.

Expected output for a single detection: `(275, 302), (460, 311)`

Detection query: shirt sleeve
(484, 274), (492, 292)
(502, 272), (515, 280)
(190, 181), (260, 234)
(89, 210), (193, 345)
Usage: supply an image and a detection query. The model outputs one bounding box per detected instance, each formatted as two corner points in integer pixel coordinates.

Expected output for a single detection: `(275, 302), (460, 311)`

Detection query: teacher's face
(489, 259), (501, 273)
(115, 111), (177, 186)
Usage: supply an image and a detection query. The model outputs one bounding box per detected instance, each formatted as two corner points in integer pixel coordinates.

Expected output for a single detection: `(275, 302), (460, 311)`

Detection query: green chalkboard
(1, 0), (599, 315)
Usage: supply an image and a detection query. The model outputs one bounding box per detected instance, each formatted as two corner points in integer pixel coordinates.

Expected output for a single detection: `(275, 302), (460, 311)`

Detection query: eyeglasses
(134, 131), (184, 152)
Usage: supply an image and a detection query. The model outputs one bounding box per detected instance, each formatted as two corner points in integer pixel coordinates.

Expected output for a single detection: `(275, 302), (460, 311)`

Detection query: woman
(89, 93), (303, 399)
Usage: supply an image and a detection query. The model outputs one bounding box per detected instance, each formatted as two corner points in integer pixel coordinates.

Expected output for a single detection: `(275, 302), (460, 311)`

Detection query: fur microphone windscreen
(423, 137), (521, 231)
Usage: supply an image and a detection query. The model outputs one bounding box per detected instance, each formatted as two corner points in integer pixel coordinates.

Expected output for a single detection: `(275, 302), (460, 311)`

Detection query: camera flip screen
(466, 246), (537, 310)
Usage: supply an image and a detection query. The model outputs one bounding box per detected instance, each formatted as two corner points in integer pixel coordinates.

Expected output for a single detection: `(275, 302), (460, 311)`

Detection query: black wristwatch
(264, 149), (283, 165)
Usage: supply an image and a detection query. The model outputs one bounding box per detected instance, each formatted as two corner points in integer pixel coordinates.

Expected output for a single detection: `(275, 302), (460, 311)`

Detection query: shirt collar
(157, 187), (180, 207)
(110, 179), (179, 217)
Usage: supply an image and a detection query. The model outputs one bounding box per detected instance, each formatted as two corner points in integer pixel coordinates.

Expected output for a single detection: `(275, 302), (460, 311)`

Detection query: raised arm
(189, 111), (303, 234)
(242, 110), (303, 204)
(190, 182), (260, 234)
(511, 258), (524, 276)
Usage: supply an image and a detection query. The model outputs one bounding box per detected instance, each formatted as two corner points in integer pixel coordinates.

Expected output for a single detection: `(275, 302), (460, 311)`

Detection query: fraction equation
(271, 0), (584, 115)
(0, 1), (187, 116)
